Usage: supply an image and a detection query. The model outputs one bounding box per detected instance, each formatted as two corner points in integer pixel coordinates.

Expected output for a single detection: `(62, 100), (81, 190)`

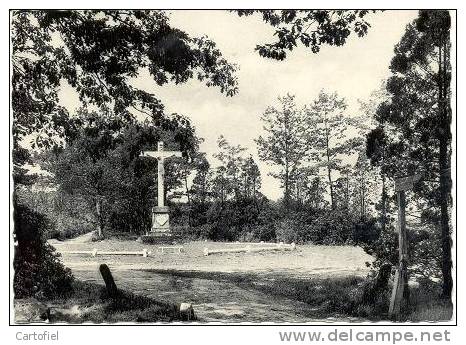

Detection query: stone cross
(140, 141), (182, 207)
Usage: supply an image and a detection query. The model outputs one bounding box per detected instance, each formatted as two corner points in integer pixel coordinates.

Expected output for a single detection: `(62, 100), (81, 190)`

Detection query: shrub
(353, 218), (380, 245)
(13, 203), (74, 300)
(311, 210), (355, 245)
(251, 224), (276, 242)
(275, 218), (299, 243)
(193, 223), (215, 240)
(171, 224), (213, 241)
(362, 225), (398, 270)
(55, 216), (94, 240)
(15, 187), (95, 240)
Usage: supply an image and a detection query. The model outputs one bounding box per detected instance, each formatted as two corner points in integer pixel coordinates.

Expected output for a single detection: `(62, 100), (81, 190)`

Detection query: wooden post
(99, 264), (119, 299)
(389, 190), (409, 318)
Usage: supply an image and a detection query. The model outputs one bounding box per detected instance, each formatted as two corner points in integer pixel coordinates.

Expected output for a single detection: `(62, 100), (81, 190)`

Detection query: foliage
(236, 10), (376, 60)
(13, 203), (74, 299)
(11, 10), (238, 149)
(15, 180), (95, 240)
(10, 11), (454, 317)
(362, 226), (398, 270)
(256, 94), (307, 207)
(45, 109), (200, 236)
(211, 136), (262, 202)
(205, 198), (262, 241)
(366, 10), (452, 298)
(304, 90), (352, 209)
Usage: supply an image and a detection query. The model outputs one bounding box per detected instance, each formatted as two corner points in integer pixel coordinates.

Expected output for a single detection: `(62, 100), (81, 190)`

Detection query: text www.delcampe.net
(278, 329), (452, 343)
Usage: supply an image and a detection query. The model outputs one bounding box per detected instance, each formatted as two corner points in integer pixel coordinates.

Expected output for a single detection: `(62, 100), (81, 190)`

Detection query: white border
(2, 1), (463, 344)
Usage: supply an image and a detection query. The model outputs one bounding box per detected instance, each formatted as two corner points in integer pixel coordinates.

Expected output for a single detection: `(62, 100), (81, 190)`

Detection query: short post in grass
(99, 263), (119, 299)
(389, 173), (422, 319)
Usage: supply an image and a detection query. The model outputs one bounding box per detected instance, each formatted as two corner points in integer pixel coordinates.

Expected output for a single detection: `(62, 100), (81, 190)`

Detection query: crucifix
(140, 141), (182, 236)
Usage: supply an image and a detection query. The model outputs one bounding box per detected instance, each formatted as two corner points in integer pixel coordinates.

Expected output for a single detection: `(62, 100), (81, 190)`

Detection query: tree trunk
(438, 38), (452, 300)
(380, 142), (387, 232)
(96, 198), (103, 237)
(439, 138), (452, 299)
(327, 164), (334, 209)
(200, 175), (207, 207)
(284, 160), (290, 210)
(345, 173), (350, 214)
(381, 170), (387, 232)
(361, 170), (366, 220)
(324, 121), (334, 209)
(184, 174), (192, 227)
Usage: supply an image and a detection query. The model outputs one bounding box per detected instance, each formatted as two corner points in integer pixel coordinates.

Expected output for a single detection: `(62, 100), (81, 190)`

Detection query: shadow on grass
(143, 269), (375, 320)
(143, 269), (452, 322)
(44, 280), (189, 323)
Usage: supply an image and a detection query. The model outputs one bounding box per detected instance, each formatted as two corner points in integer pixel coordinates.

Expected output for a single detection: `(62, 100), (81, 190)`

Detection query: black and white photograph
(8, 6), (457, 330)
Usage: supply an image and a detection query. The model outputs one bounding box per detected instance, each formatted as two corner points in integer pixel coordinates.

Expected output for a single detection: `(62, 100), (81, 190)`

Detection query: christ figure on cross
(140, 141), (182, 235)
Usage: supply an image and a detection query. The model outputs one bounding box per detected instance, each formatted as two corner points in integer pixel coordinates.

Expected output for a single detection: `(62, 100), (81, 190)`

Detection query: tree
(352, 149), (378, 221)
(241, 155), (262, 201)
(50, 109), (125, 236)
(304, 90), (349, 209)
(303, 176), (327, 210)
(13, 203), (74, 299)
(236, 10), (376, 60)
(211, 136), (262, 203)
(357, 84), (391, 230)
(366, 126), (391, 231)
(213, 135), (247, 201)
(367, 10), (452, 299)
(190, 154), (212, 206)
(256, 94), (307, 208)
(289, 166), (320, 207)
(48, 109), (198, 236)
(167, 148), (208, 227)
(11, 10), (238, 149)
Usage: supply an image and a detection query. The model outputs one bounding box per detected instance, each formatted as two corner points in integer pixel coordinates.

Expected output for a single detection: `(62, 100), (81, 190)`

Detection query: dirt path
(69, 265), (363, 322)
(51, 235), (372, 322)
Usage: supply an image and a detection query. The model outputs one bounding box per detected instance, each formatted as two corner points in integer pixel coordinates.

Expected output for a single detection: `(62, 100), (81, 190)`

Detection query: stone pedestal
(141, 206), (178, 244)
(150, 206), (171, 237)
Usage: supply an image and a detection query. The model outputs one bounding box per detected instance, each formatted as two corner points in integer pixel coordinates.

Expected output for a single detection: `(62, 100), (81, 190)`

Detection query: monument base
(141, 206), (179, 244)
(151, 205), (171, 233)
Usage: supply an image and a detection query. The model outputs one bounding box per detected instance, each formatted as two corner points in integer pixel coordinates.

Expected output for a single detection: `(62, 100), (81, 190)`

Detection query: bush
(168, 224), (216, 241)
(275, 218), (299, 243)
(270, 209), (360, 245)
(308, 209), (355, 245)
(362, 225), (398, 269)
(15, 187), (95, 240)
(55, 216), (94, 240)
(250, 224), (276, 242)
(193, 223), (215, 240)
(353, 218), (380, 245)
(13, 203), (74, 300)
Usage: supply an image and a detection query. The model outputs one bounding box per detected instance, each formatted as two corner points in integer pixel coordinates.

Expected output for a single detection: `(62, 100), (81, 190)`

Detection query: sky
(58, 10), (419, 200)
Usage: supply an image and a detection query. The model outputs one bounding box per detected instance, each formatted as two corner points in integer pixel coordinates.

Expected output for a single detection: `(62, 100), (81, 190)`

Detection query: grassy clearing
(54, 238), (373, 280)
(51, 236), (452, 322)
